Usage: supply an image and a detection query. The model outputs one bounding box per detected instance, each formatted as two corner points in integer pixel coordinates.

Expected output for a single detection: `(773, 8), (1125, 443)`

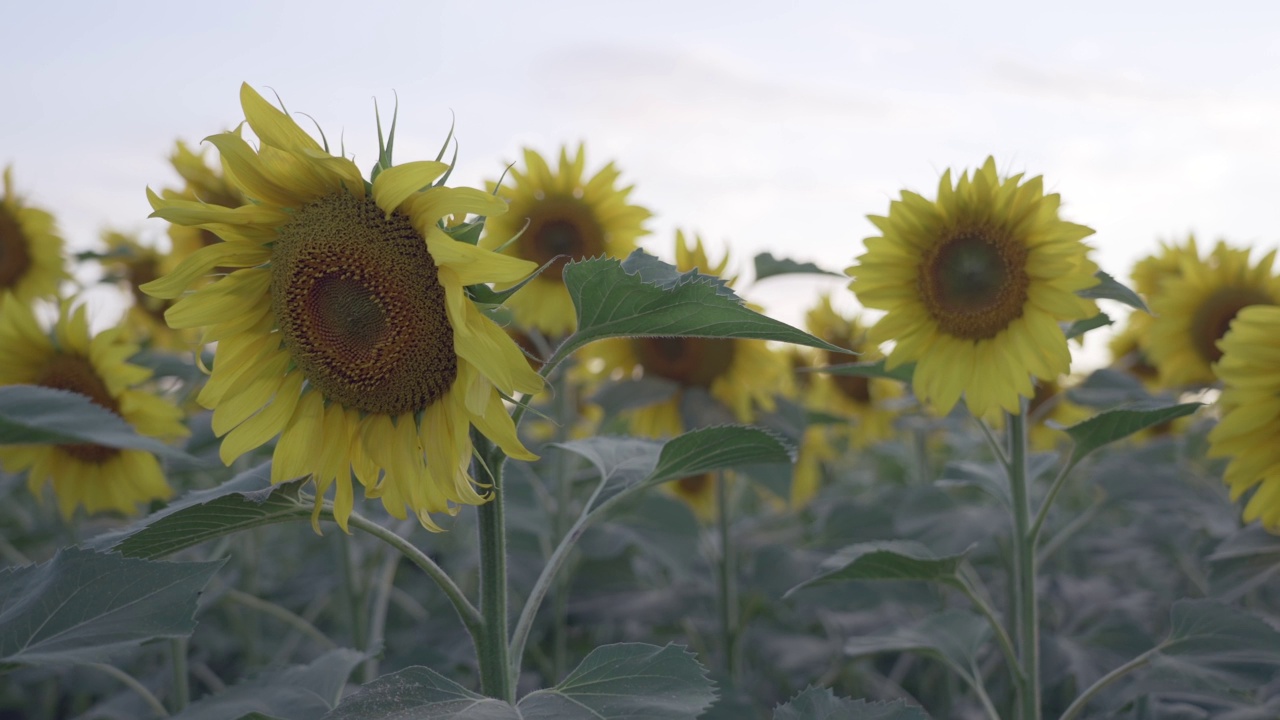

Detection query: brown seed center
(35, 355), (122, 464)
(0, 205), (32, 290)
(676, 473), (712, 497)
(919, 228), (1030, 340)
(272, 192), (457, 415)
(520, 197), (605, 277)
(633, 336), (736, 388)
(1190, 286), (1273, 363)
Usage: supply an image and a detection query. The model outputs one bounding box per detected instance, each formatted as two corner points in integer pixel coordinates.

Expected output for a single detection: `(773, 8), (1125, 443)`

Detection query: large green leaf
(752, 252), (843, 281)
(811, 359), (914, 384)
(321, 665), (519, 719)
(1078, 270), (1148, 312)
(774, 688), (931, 719)
(174, 649), (365, 720)
(548, 251), (848, 367)
(88, 463), (312, 559)
(0, 384), (188, 459)
(0, 548), (224, 667)
(518, 643), (716, 720)
(786, 541), (970, 598)
(844, 610), (991, 688)
(1162, 599), (1280, 658)
(1064, 403), (1201, 465)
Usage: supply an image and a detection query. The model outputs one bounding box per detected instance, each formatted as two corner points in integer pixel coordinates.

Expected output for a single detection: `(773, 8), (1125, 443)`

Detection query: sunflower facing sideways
(0, 167), (69, 307)
(1145, 240), (1280, 387)
(1208, 305), (1280, 531)
(483, 145), (651, 336)
(0, 297), (188, 517)
(142, 84), (543, 531)
(848, 158), (1099, 417)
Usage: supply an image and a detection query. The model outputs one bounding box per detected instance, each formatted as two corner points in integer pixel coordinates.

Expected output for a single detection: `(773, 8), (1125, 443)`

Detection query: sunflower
(1107, 312), (1161, 387)
(1145, 240), (1280, 387)
(1207, 305), (1280, 531)
(483, 145), (651, 336)
(848, 157), (1099, 417)
(584, 231), (790, 438)
(142, 84), (544, 531)
(0, 167), (69, 306)
(99, 231), (193, 350)
(1131, 235), (1201, 298)
(0, 296), (188, 517)
(163, 140), (248, 263)
(804, 295), (904, 449)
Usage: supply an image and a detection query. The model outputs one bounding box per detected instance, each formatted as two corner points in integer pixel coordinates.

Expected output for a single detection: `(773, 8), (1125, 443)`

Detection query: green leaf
(935, 461), (1012, 510)
(0, 548), (224, 667)
(321, 665), (519, 719)
(1207, 525), (1280, 599)
(844, 610), (992, 687)
(811, 359), (914, 384)
(786, 541), (971, 598)
(1078, 270), (1148, 312)
(550, 251), (848, 368)
(1064, 402), (1201, 465)
(174, 649), (365, 720)
(752, 252), (843, 281)
(774, 688), (931, 719)
(589, 377), (680, 416)
(1163, 599), (1280, 658)
(88, 463), (312, 560)
(1065, 311), (1111, 340)
(518, 643), (716, 720)
(1065, 368), (1155, 409)
(0, 385), (189, 460)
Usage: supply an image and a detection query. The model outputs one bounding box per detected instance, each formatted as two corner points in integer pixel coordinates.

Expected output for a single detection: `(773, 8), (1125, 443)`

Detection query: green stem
(337, 507), (483, 640)
(474, 432), (514, 703)
(90, 663), (168, 718)
(1057, 647), (1159, 720)
(1028, 458), (1080, 545)
(957, 571), (1023, 697)
(222, 588), (338, 650)
(364, 527), (407, 682)
(169, 639), (189, 713)
(334, 531), (368, 653)
(1007, 407), (1041, 720)
(715, 472), (738, 688)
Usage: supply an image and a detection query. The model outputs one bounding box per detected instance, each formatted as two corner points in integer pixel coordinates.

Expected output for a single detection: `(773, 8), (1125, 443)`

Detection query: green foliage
(0, 548), (223, 667)
(774, 688), (932, 719)
(549, 251), (848, 368)
(322, 665), (518, 719)
(752, 252), (843, 281)
(1065, 402), (1202, 465)
(0, 384), (187, 459)
(844, 611), (993, 693)
(814, 359), (915, 384)
(173, 649), (365, 720)
(1065, 311), (1112, 340)
(1079, 270), (1149, 312)
(786, 541), (971, 597)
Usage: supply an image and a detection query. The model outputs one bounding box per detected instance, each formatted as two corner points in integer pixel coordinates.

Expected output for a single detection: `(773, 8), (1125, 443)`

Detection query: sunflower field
(2, 84), (1280, 720)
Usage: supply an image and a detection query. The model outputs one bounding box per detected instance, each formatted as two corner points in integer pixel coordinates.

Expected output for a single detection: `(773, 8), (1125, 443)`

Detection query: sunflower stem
(549, 367), (575, 681)
(1007, 406), (1041, 720)
(474, 431), (514, 703)
(169, 638), (189, 713)
(715, 471), (739, 689)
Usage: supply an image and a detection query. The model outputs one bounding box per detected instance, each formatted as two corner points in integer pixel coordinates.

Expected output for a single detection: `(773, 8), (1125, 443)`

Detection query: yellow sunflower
(1146, 240), (1280, 387)
(163, 140), (248, 263)
(100, 231), (192, 350)
(483, 145), (652, 336)
(1207, 305), (1280, 530)
(848, 157), (1099, 417)
(804, 295), (904, 449)
(1107, 312), (1161, 388)
(0, 167), (69, 306)
(791, 424), (838, 509)
(0, 296), (188, 517)
(1131, 235), (1201, 299)
(142, 84), (543, 531)
(583, 231), (790, 438)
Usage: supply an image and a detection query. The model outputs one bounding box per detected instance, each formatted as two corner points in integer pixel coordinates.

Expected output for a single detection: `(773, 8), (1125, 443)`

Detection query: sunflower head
(162, 140), (248, 264)
(1131, 235), (1200, 298)
(0, 296), (188, 517)
(1146, 240), (1280, 386)
(0, 167), (69, 307)
(1107, 312), (1161, 387)
(143, 84), (543, 531)
(99, 231), (191, 350)
(482, 144), (652, 336)
(848, 157), (1099, 417)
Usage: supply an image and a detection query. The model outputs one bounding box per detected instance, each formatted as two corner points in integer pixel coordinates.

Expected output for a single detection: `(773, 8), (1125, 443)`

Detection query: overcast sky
(4, 1), (1278, 363)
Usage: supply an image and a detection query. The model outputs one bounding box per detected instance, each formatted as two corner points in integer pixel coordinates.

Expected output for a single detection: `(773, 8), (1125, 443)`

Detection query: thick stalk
(474, 432), (514, 703)
(169, 639), (189, 713)
(715, 472), (738, 687)
(1007, 408), (1041, 720)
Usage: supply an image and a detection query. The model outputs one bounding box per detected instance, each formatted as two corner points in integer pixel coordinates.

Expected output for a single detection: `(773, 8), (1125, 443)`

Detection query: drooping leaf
(1065, 403), (1201, 465)
(752, 252), (843, 281)
(517, 643), (716, 720)
(787, 541), (971, 598)
(321, 665), (519, 719)
(774, 687), (931, 719)
(174, 649), (365, 720)
(811, 359), (914, 384)
(88, 463), (312, 559)
(0, 548), (224, 667)
(843, 610), (992, 687)
(1065, 312), (1112, 341)
(550, 252), (848, 368)
(1078, 270), (1148, 312)
(0, 385), (189, 460)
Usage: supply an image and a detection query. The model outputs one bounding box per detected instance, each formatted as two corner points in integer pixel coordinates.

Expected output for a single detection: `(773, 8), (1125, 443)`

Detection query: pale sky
(5, 1), (1279, 365)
